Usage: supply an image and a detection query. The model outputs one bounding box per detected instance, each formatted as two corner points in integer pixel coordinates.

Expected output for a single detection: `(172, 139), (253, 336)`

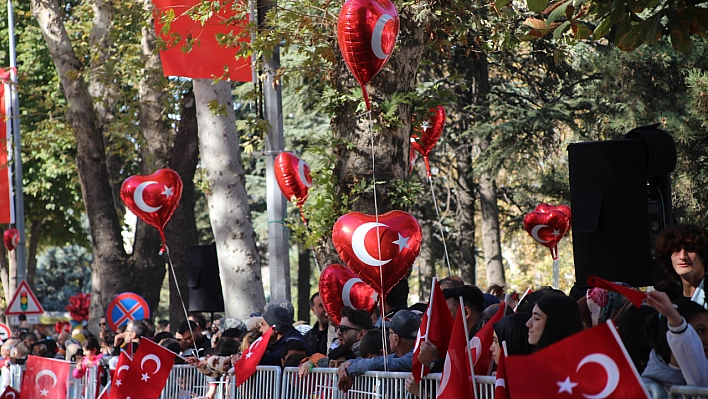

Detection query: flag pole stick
(7, 0), (27, 285)
(459, 296), (478, 399)
(418, 276), (437, 389)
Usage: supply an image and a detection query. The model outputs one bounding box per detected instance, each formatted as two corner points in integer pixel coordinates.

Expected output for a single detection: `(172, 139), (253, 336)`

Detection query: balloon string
(163, 244), (200, 356)
(428, 176), (452, 276)
(365, 109), (388, 372)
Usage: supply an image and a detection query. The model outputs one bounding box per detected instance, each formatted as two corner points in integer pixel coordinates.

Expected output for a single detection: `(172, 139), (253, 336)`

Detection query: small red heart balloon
(332, 210), (421, 295)
(319, 264), (379, 325)
(274, 152), (312, 208)
(411, 106), (445, 177)
(3, 228), (19, 251)
(120, 169), (183, 247)
(523, 204), (571, 259)
(338, 0), (399, 110)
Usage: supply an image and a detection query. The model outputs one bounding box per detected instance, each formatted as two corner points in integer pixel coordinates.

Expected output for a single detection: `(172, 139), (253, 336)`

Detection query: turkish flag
(436, 303), (475, 399)
(587, 276), (646, 308)
(108, 351), (133, 399)
(495, 349), (508, 399)
(0, 70), (14, 224)
(235, 326), (273, 386)
(506, 321), (650, 399)
(122, 338), (176, 399)
(470, 301), (505, 376)
(152, 0), (252, 82)
(0, 386), (20, 399)
(412, 277), (454, 382)
(20, 356), (70, 399)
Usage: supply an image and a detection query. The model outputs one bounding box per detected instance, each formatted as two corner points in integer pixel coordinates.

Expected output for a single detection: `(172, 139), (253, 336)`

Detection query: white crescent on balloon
(342, 278), (364, 308)
(141, 354), (162, 374)
(371, 14), (394, 60)
(576, 353), (619, 399)
(117, 365), (130, 376)
(297, 159), (311, 188)
(351, 222), (392, 267)
(531, 224), (550, 244)
(134, 181), (162, 213)
(35, 370), (58, 388)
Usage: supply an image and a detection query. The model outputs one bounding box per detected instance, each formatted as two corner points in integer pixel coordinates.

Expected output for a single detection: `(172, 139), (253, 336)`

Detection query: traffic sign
(5, 281), (44, 316)
(106, 292), (150, 331)
(0, 323), (11, 341)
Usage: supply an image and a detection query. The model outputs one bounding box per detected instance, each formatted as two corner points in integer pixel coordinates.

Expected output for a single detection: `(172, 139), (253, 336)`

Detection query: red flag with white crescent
(495, 348), (508, 399)
(108, 350), (133, 399)
(0, 386), (20, 399)
(235, 326), (273, 386)
(412, 277), (453, 381)
(121, 338), (176, 399)
(20, 356), (70, 399)
(0, 69), (14, 225)
(436, 304), (474, 399)
(470, 301), (506, 376)
(505, 321), (650, 399)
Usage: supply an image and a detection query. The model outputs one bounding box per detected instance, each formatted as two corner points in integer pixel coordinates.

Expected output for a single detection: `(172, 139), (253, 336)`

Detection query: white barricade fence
(231, 366), (282, 399)
(7, 364), (22, 391)
(159, 364), (210, 399)
(475, 375), (495, 399)
(669, 384), (708, 399)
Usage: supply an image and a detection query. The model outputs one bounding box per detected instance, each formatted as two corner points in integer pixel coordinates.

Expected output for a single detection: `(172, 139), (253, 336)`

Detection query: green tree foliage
(34, 245), (92, 311)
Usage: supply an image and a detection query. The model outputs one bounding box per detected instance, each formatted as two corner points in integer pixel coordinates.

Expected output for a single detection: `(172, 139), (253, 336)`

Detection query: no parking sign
(105, 293), (150, 331)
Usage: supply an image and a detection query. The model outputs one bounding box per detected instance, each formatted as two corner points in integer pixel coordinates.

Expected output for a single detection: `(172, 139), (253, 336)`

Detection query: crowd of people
(1, 223), (708, 398)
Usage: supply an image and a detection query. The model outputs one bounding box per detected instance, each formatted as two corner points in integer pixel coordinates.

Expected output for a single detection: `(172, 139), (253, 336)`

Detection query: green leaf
(547, 0), (571, 25)
(572, 22), (592, 39)
(528, 0), (550, 14)
(553, 20), (571, 38)
(593, 17), (613, 38)
(496, 0), (512, 8)
(667, 11), (693, 52)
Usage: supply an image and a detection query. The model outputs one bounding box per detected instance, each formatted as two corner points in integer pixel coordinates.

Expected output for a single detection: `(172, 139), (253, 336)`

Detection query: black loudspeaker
(188, 244), (225, 313)
(568, 125), (676, 287)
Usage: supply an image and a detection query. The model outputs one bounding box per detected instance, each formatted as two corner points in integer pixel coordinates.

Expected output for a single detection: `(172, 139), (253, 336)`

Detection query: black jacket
(259, 327), (312, 366)
(304, 322), (329, 355)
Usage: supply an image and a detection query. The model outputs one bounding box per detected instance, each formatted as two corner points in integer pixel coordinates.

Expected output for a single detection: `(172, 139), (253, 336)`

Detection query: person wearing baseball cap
(337, 310), (421, 389)
(258, 304), (312, 366)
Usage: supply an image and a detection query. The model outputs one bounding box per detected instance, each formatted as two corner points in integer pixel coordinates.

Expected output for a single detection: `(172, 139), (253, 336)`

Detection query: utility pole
(258, 0), (291, 301)
(8, 0), (26, 285)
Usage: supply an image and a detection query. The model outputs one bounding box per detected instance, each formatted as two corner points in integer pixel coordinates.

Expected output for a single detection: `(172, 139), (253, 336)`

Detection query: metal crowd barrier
(158, 364), (209, 399)
(232, 366), (282, 399)
(475, 375), (495, 399)
(669, 385), (708, 398)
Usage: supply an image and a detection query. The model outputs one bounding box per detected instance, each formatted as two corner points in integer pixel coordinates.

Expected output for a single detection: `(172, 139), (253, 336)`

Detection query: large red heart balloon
(274, 152), (312, 208)
(3, 228), (19, 251)
(338, 0), (399, 110)
(319, 264), (379, 325)
(120, 169), (183, 247)
(332, 210), (421, 295)
(523, 204), (571, 259)
(411, 106), (446, 177)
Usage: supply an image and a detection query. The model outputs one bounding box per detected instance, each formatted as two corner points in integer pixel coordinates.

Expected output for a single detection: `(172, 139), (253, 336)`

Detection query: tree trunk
(478, 156), (505, 287)
(194, 79), (265, 319)
(166, 89), (200, 328)
(31, 0), (176, 331)
(297, 245), (311, 322)
(26, 217), (43, 289)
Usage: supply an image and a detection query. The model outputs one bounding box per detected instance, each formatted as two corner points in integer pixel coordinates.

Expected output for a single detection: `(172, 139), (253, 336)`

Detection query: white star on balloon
(552, 229), (561, 236)
(40, 389), (49, 396)
(557, 376), (578, 394)
(370, 292), (379, 302)
(245, 351), (253, 359)
(141, 373), (150, 382)
(420, 121), (430, 132)
(162, 186), (174, 198)
(392, 233), (410, 252)
(115, 379), (122, 387)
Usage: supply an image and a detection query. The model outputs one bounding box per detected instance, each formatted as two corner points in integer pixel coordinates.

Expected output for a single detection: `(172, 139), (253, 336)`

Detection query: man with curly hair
(656, 224), (708, 308)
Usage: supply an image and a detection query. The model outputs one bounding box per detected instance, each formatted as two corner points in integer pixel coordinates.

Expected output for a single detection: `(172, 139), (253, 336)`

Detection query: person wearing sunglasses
(336, 307), (374, 357)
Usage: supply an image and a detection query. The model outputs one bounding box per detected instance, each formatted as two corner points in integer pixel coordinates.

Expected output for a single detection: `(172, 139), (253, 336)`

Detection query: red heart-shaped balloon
(274, 152), (312, 208)
(332, 210), (421, 295)
(523, 204), (571, 257)
(120, 169), (183, 245)
(411, 106), (445, 176)
(3, 228), (19, 251)
(338, 0), (399, 110)
(319, 264), (378, 325)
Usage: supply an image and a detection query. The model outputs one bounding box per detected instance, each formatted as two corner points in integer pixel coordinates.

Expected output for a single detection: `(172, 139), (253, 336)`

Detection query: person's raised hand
(646, 291), (683, 327)
(417, 341), (439, 365)
(337, 361), (351, 379)
(298, 360), (314, 377)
